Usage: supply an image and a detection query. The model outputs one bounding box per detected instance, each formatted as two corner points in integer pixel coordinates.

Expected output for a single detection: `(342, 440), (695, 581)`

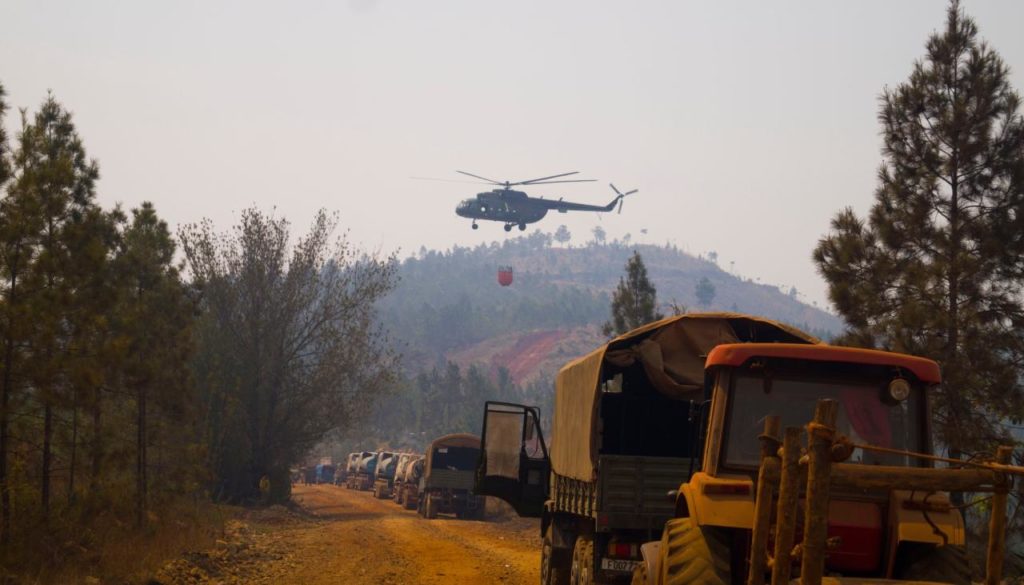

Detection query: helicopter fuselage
(455, 190), (549, 227)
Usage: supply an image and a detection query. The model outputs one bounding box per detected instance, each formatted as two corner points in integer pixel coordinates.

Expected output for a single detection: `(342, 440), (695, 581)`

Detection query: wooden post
(985, 445), (1013, 585)
(748, 416), (781, 585)
(770, 427), (802, 585)
(799, 399), (838, 585)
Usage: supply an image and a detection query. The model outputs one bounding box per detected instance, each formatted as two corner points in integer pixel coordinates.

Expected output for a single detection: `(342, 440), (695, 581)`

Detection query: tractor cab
(650, 343), (969, 584)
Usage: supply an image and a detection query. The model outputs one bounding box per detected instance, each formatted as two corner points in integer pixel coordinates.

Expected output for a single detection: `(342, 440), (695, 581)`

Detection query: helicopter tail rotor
(610, 183), (638, 214)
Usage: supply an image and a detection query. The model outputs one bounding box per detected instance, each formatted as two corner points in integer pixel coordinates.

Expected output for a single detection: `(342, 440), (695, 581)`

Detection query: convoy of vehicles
(474, 311), (1024, 585)
(302, 311), (1023, 585)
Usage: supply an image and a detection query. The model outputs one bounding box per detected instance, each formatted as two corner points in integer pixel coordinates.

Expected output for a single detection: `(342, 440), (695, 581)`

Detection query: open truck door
(475, 401), (550, 517)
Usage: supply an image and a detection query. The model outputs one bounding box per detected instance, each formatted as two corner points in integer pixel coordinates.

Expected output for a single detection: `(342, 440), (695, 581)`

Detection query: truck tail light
(606, 542), (639, 559)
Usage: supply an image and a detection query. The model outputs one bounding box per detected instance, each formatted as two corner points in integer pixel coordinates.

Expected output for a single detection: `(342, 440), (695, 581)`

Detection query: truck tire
(569, 535), (594, 585)
(542, 524), (571, 585)
(630, 564), (647, 585)
(893, 543), (971, 585)
(425, 493), (438, 519)
(659, 518), (730, 585)
(405, 492), (417, 510)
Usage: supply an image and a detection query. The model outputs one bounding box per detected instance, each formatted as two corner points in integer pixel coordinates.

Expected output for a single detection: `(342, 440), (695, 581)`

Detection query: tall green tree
(181, 208), (398, 503)
(11, 93), (99, 521)
(0, 80), (17, 544)
(814, 1), (1024, 455)
(603, 251), (663, 336)
(113, 203), (193, 527)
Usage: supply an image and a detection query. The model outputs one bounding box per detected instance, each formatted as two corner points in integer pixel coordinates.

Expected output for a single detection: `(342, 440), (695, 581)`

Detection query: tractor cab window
(723, 372), (924, 469)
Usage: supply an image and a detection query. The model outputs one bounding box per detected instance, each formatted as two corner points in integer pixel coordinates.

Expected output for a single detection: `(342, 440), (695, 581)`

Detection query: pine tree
(814, 1), (1024, 456)
(0, 80), (17, 545)
(18, 94), (99, 521)
(603, 251), (663, 336)
(113, 203), (192, 527)
(695, 277), (716, 309)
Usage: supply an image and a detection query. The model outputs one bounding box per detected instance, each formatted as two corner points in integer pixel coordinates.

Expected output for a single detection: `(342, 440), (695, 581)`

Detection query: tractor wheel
(894, 543), (972, 585)
(569, 534), (594, 585)
(659, 518), (730, 585)
(541, 524), (571, 585)
(630, 563), (648, 585)
(425, 493), (438, 519)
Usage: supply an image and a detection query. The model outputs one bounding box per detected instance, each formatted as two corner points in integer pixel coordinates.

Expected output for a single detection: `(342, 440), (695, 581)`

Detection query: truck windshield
(432, 446), (480, 471)
(724, 374), (924, 468)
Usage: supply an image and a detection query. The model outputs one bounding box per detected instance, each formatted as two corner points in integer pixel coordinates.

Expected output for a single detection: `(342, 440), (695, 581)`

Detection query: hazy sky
(3, 1), (1024, 309)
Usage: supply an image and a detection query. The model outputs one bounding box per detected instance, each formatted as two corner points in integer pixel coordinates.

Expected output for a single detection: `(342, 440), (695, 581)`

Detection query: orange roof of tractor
(705, 343), (941, 383)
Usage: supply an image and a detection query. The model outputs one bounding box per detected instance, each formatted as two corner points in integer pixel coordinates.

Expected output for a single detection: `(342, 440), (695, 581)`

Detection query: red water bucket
(497, 266), (513, 286)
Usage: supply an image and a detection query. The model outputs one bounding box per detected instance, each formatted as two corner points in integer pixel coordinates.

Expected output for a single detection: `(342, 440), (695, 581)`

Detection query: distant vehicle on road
(346, 451), (378, 491)
(418, 433), (483, 520)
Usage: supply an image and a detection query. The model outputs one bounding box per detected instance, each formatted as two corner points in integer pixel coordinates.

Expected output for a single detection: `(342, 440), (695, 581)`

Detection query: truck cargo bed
(552, 455), (692, 532)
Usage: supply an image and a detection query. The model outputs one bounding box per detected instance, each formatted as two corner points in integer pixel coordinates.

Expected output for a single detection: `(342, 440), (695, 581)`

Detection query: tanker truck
(475, 312), (819, 583)
(391, 453), (418, 505)
(336, 452), (359, 486)
(398, 456), (424, 510)
(372, 451), (400, 499)
(346, 451), (378, 491)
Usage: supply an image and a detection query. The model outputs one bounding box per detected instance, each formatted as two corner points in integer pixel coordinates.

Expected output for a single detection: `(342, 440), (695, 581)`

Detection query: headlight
(888, 378), (911, 402)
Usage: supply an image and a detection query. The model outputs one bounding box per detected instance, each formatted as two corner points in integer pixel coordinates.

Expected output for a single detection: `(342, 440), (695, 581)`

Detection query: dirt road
(157, 484), (541, 584)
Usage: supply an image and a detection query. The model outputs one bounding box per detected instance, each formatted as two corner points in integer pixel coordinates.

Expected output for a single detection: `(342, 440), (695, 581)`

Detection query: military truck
(632, 343), (1024, 585)
(372, 451), (400, 498)
(398, 457), (425, 510)
(419, 433), (484, 520)
(346, 450), (378, 491)
(475, 313), (818, 584)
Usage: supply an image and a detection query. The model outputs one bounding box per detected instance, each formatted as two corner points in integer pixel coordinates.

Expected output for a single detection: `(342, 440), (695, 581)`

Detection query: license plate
(600, 558), (642, 573)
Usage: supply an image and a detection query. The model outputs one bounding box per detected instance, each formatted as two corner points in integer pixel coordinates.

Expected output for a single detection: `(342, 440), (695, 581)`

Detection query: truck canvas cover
(424, 433), (481, 481)
(552, 312), (819, 482)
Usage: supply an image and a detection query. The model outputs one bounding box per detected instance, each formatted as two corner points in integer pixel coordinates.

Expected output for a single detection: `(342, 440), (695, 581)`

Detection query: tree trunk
(89, 386), (101, 497)
(0, 255), (19, 545)
(42, 402), (52, 521)
(135, 386), (147, 528)
(68, 391), (78, 506)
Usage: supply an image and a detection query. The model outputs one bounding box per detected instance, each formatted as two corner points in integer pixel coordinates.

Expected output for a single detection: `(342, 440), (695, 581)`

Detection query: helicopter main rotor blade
(523, 179), (598, 185)
(518, 171), (582, 185)
(456, 170), (504, 185)
(411, 176), (492, 185)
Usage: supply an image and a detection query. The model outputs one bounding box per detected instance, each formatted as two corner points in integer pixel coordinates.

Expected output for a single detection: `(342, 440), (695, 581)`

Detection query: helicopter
(448, 171), (638, 231)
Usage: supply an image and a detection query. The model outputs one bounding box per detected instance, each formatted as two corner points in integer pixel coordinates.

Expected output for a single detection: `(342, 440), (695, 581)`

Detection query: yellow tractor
(635, 342), (1022, 585)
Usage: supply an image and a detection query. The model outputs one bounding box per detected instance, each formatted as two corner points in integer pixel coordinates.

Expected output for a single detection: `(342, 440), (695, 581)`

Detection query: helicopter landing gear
(518, 223), (527, 231)
(503, 224), (513, 232)
(472, 222), (478, 230)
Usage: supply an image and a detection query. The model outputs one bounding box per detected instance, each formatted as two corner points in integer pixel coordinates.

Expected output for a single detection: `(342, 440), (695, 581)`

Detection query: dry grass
(1, 498), (238, 585)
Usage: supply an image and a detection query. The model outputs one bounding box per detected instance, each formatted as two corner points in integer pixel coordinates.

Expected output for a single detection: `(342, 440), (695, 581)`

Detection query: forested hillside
(380, 230), (840, 368)
(334, 230), (843, 457)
